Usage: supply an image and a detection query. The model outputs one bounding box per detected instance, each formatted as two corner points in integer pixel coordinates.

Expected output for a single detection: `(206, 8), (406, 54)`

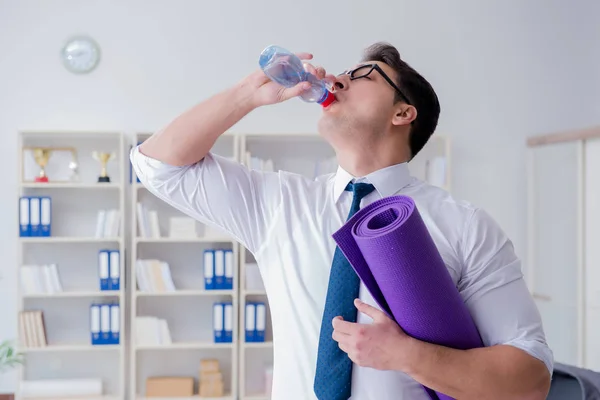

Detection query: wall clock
(61, 36), (101, 74)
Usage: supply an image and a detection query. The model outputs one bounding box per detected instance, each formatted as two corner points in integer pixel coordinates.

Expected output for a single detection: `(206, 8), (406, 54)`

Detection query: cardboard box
(198, 358), (225, 397)
(200, 371), (222, 382)
(200, 359), (220, 373)
(199, 380), (224, 397)
(146, 377), (194, 397)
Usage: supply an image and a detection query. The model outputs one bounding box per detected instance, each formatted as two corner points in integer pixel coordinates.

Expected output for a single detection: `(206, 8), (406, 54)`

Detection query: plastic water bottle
(259, 45), (336, 107)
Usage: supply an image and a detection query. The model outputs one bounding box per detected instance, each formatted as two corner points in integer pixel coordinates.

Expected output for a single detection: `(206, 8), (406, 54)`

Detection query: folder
(245, 303), (256, 343)
(19, 197), (30, 237)
(224, 250), (233, 290)
(29, 197), (40, 237)
(213, 303), (224, 343)
(109, 250), (120, 290)
(204, 250), (215, 290)
(98, 250), (110, 291)
(90, 304), (100, 345)
(40, 197), (51, 237)
(214, 250), (225, 290)
(255, 302), (266, 342)
(110, 304), (120, 345)
(223, 302), (233, 343)
(100, 304), (111, 345)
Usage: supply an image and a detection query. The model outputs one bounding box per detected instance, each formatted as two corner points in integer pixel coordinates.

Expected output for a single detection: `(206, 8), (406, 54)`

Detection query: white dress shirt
(131, 145), (553, 400)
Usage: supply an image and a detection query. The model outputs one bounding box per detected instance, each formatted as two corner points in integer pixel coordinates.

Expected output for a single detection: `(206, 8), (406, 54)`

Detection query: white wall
(0, 0), (597, 392)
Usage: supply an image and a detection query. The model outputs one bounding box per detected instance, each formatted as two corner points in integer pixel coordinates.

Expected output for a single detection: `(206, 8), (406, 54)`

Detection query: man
(131, 42), (553, 399)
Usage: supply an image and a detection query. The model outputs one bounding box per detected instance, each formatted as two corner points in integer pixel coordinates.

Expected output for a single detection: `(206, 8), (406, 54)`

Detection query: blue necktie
(314, 182), (376, 400)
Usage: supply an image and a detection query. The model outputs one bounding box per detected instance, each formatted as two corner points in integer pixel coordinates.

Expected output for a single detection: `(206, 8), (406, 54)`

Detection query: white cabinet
(527, 129), (600, 370)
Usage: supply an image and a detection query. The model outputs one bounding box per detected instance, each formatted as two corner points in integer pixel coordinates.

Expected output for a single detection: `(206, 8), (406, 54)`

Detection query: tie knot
(345, 182), (376, 202)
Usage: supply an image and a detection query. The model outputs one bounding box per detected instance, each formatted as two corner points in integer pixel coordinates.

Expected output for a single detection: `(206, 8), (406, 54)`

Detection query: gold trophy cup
(92, 151), (116, 183)
(33, 148), (52, 183)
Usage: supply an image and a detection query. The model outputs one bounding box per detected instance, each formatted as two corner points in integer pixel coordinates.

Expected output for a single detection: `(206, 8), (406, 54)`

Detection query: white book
(34, 266), (45, 293)
(425, 156), (446, 187)
(263, 159), (274, 172)
(135, 260), (146, 291)
(19, 266), (33, 295)
(160, 262), (176, 292)
(143, 260), (155, 292)
(22, 266), (43, 294)
(19, 379), (102, 397)
(136, 316), (158, 345)
(42, 265), (54, 294)
(149, 210), (161, 238)
(150, 260), (165, 292)
(48, 264), (63, 292)
(136, 203), (149, 237)
(158, 319), (172, 345)
(95, 210), (106, 238)
(111, 210), (121, 237)
(103, 210), (115, 238)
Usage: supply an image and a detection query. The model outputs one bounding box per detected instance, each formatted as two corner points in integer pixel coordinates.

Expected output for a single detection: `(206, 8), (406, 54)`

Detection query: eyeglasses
(340, 64), (412, 105)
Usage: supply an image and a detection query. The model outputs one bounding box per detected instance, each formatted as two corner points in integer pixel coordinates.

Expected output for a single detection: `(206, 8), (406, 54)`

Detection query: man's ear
(392, 105), (417, 126)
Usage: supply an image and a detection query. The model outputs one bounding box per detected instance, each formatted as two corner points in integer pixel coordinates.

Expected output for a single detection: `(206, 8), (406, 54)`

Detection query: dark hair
(361, 42), (440, 159)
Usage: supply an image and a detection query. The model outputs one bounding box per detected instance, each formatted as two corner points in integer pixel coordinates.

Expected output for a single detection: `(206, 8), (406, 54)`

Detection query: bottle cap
(319, 91), (336, 108)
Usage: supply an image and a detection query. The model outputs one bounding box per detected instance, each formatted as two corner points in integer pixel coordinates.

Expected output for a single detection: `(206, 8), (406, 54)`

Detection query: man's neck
(336, 144), (410, 177)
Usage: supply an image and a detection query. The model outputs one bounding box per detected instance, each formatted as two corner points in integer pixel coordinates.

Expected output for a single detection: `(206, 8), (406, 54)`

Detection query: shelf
(243, 342), (273, 349)
(244, 290), (266, 296)
(135, 237), (234, 244)
(135, 342), (234, 350)
(23, 291), (121, 299)
(136, 395), (233, 400)
(20, 344), (121, 353)
(244, 395), (271, 400)
(22, 397), (120, 400)
(135, 290), (234, 297)
(17, 130), (127, 399)
(19, 130), (123, 139)
(19, 237), (121, 243)
(20, 182), (122, 189)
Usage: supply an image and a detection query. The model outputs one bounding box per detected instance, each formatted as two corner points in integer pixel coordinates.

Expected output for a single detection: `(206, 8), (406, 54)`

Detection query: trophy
(92, 151), (116, 183)
(33, 148), (52, 183)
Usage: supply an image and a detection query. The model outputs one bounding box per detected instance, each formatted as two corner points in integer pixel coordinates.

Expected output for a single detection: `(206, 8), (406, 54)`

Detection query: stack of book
(135, 259), (176, 292)
(135, 316), (172, 346)
(136, 203), (160, 238)
(95, 209), (121, 238)
(20, 264), (63, 295)
(19, 310), (47, 348)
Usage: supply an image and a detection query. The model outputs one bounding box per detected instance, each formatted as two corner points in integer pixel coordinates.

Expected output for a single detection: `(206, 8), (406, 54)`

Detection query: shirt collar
(333, 162), (412, 202)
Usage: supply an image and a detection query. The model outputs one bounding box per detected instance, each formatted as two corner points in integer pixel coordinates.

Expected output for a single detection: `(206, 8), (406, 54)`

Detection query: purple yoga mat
(332, 195), (484, 400)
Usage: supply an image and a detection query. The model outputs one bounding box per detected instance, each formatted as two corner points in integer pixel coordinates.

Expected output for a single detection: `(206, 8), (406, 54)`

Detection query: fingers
(332, 316), (359, 335)
(279, 81), (311, 102)
(303, 62), (328, 80)
(295, 52), (313, 61)
(354, 299), (386, 322)
(324, 73), (337, 85)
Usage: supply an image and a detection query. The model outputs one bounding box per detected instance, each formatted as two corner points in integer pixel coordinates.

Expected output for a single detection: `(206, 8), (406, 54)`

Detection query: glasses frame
(342, 64), (412, 105)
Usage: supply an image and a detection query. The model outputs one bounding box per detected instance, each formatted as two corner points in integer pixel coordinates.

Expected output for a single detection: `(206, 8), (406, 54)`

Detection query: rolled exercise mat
(332, 195), (483, 400)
